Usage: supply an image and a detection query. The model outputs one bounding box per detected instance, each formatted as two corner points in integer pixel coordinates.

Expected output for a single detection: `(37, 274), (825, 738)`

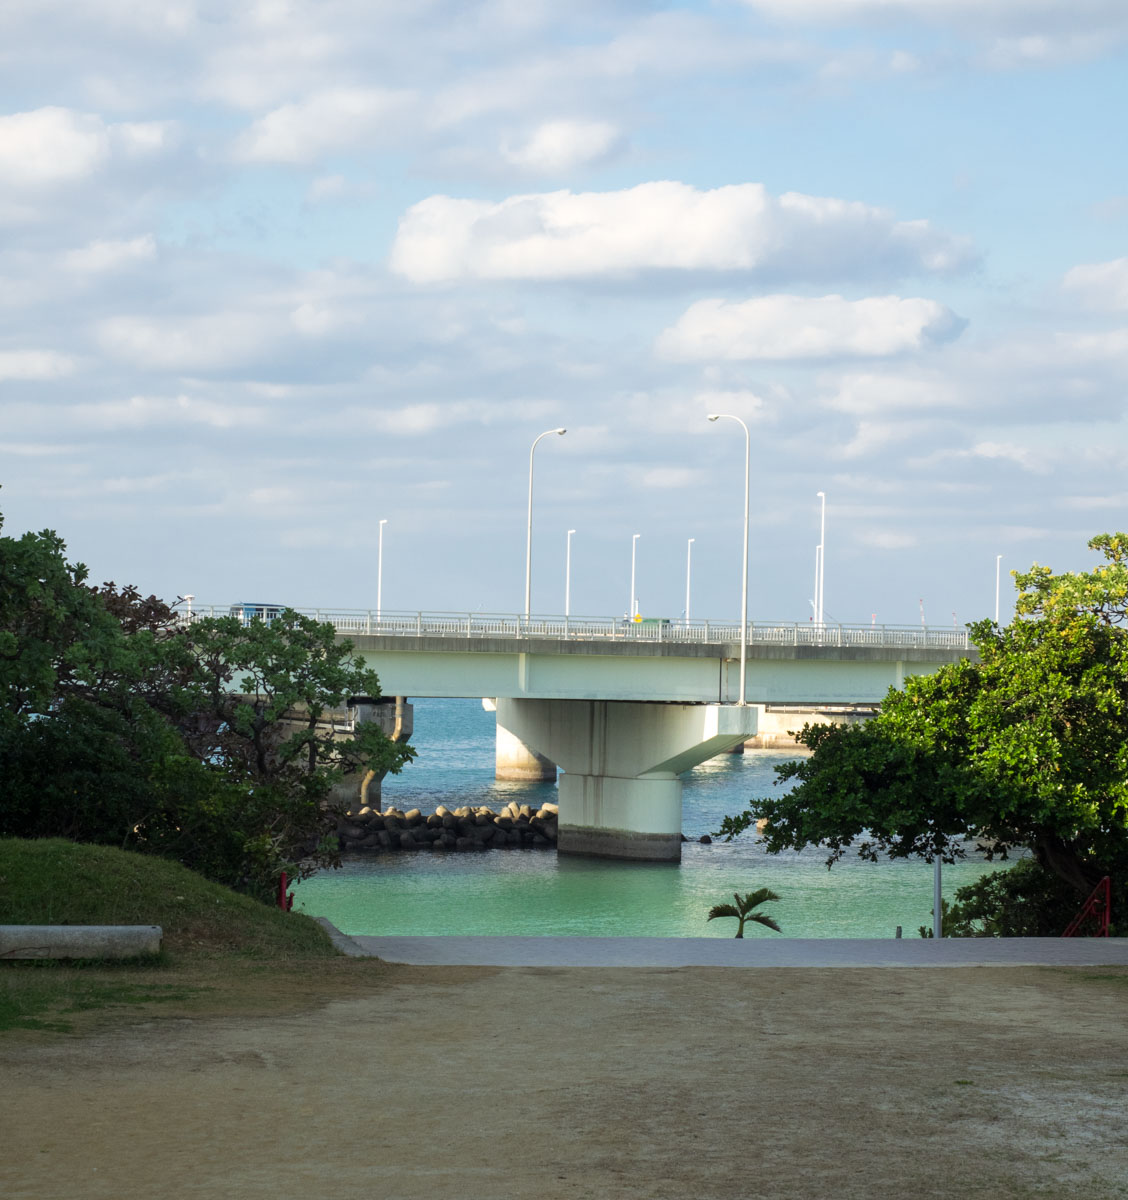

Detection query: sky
(2, 0), (1127, 629)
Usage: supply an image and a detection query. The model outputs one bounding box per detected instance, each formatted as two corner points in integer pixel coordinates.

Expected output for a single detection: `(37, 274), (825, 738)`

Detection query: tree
(707, 888), (782, 937)
(0, 506), (413, 899)
(715, 533), (1128, 929)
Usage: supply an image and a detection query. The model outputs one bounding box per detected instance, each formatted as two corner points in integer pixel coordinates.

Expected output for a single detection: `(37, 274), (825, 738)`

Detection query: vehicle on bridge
(229, 602), (286, 625)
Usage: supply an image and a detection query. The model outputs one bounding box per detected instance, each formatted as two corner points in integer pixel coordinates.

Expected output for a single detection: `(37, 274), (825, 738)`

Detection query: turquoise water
(294, 697), (1001, 938)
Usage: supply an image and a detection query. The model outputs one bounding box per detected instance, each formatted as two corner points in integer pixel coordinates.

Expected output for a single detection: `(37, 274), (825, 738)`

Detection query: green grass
(1, 838), (364, 1034)
(0, 838), (336, 958)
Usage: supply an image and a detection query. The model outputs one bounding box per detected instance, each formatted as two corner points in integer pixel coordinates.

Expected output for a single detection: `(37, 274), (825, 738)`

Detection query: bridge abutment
(494, 698), (756, 862)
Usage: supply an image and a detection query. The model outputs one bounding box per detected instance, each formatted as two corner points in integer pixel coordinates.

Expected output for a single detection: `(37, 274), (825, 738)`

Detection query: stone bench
(0, 925), (163, 960)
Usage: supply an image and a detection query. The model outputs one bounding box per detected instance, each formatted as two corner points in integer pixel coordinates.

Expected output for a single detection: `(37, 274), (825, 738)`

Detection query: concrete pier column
(495, 717), (558, 782)
(494, 698), (756, 862)
(328, 696), (414, 813)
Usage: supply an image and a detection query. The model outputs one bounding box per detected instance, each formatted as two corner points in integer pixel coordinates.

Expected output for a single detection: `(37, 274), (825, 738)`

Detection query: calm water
(294, 697), (1000, 938)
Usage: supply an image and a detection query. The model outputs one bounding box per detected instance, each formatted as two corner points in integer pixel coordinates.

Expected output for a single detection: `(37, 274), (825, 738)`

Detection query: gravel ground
(3, 961), (1128, 1199)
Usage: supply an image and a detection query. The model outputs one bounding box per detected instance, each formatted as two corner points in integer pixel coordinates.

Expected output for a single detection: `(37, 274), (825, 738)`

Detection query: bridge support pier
(494, 698), (757, 861)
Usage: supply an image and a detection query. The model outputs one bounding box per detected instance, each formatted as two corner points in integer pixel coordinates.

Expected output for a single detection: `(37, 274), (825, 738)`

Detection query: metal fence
(176, 604), (971, 652)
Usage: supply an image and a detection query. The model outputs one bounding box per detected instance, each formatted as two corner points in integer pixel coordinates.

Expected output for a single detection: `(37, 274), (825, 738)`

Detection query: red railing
(277, 871), (294, 912)
(1062, 876), (1110, 937)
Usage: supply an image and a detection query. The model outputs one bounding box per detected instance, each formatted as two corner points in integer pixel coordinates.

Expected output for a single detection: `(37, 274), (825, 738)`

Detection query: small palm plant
(707, 888), (782, 938)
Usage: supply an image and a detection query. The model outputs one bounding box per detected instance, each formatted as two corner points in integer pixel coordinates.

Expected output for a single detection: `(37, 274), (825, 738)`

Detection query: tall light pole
(812, 546), (820, 624)
(524, 427), (566, 618)
(377, 518), (387, 625)
(630, 533), (640, 619)
(685, 537), (695, 625)
(708, 413), (750, 705)
(995, 554), (1002, 625)
(565, 529), (576, 618)
(816, 490), (826, 629)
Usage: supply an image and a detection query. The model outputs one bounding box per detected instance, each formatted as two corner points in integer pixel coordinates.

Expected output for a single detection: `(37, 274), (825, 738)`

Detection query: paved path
(319, 925), (1128, 967)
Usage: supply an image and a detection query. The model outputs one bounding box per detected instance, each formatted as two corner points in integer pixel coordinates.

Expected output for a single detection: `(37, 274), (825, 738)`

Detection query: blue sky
(2, 0), (1127, 628)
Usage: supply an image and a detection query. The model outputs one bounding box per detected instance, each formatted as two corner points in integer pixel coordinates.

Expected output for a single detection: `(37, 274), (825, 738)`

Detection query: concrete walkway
(317, 925), (1128, 968)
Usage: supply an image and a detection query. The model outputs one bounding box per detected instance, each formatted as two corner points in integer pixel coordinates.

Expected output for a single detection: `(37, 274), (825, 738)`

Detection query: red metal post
(1062, 876), (1110, 937)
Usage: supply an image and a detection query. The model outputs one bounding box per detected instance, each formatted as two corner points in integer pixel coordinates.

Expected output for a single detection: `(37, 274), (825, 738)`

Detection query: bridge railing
(175, 605), (971, 651)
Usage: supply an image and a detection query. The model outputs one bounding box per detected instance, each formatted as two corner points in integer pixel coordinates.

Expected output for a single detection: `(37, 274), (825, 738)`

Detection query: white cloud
(501, 119), (623, 174)
(1063, 256), (1128, 309)
(857, 528), (917, 550)
(97, 314), (279, 371)
(823, 370), (962, 415)
(658, 294), (963, 361)
(969, 440), (1050, 473)
(306, 174), (348, 203)
(0, 107), (109, 187)
(0, 441), (79, 457)
(692, 389), (769, 421)
(389, 181), (975, 284)
(742, 0), (1128, 65)
(63, 234), (157, 273)
(0, 349), (75, 380)
(71, 394), (268, 430)
(235, 87), (415, 164)
(361, 398), (556, 436)
(741, 0), (1124, 29)
(637, 466), (704, 490)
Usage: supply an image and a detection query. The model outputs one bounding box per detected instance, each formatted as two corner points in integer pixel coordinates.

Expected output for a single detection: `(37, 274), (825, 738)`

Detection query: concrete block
(0, 925), (163, 960)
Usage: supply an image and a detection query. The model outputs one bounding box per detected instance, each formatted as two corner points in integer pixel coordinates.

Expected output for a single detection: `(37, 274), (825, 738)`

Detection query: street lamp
(377, 519), (387, 625)
(816, 490), (826, 630)
(565, 529), (576, 618)
(630, 533), (640, 620)
(524, 427), (567, 618)
(707, 413), (750, 705)
(685, 537), (695, 625)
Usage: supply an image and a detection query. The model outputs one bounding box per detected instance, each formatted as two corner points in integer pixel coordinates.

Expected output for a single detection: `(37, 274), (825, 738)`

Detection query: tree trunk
(1032, 833), (1101, 897)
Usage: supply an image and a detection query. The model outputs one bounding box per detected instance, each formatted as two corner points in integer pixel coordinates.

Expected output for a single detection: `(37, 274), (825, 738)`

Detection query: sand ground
(3, 963), (1128, 1200)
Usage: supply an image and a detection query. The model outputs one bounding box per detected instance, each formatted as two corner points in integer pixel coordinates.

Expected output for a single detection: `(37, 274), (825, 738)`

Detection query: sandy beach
(3, 961), (1127, 1199)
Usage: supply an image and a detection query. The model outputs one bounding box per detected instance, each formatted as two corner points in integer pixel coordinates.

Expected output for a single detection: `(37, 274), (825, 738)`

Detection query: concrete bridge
(194, 605), (974, 862)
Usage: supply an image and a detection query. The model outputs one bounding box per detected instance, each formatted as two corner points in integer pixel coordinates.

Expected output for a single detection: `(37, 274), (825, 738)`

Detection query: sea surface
(294, 697), (1002, 939)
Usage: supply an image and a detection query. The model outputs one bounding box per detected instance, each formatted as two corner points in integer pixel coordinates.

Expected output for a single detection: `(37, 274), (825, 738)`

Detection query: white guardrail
(178, 605), (972, 652)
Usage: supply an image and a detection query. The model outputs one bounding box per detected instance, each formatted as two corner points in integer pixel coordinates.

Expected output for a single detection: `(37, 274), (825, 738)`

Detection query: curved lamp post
(708, 413), (750, 705)
(630, 532), (640, 620)
(816, 490), (826, 630)
(525, 428), (566, 618)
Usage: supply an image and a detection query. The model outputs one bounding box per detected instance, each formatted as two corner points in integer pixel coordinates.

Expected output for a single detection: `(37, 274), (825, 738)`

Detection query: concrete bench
(0, 925), (163, 960)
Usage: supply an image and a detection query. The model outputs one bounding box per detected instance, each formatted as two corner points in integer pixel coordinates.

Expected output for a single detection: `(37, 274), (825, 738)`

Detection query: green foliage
(716, 532), (1128, 922)
(706, 887), (782, 937)
(0, 514), (120, 729)
(0, 505), (413, 899)
(918, 898), (956, 939)
(923, 859), (1084, 938)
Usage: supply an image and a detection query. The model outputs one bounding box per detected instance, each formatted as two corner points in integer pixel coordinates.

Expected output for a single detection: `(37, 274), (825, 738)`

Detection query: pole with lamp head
(524, 428), (566, 619)
(630, 533), (640, 620)
(707, 413), (750, 705)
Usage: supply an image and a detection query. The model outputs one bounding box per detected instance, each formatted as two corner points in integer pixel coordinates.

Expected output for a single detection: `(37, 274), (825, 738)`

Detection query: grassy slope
(0, 839), (383, 1035)
(0, 838), (335, 956)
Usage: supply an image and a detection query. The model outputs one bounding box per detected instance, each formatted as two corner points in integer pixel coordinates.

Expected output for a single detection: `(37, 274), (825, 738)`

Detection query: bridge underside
(494, 698), (757, 861)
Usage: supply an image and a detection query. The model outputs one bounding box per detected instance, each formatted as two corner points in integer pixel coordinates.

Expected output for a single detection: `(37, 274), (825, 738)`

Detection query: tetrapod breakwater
(336, 801), (558, 854)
